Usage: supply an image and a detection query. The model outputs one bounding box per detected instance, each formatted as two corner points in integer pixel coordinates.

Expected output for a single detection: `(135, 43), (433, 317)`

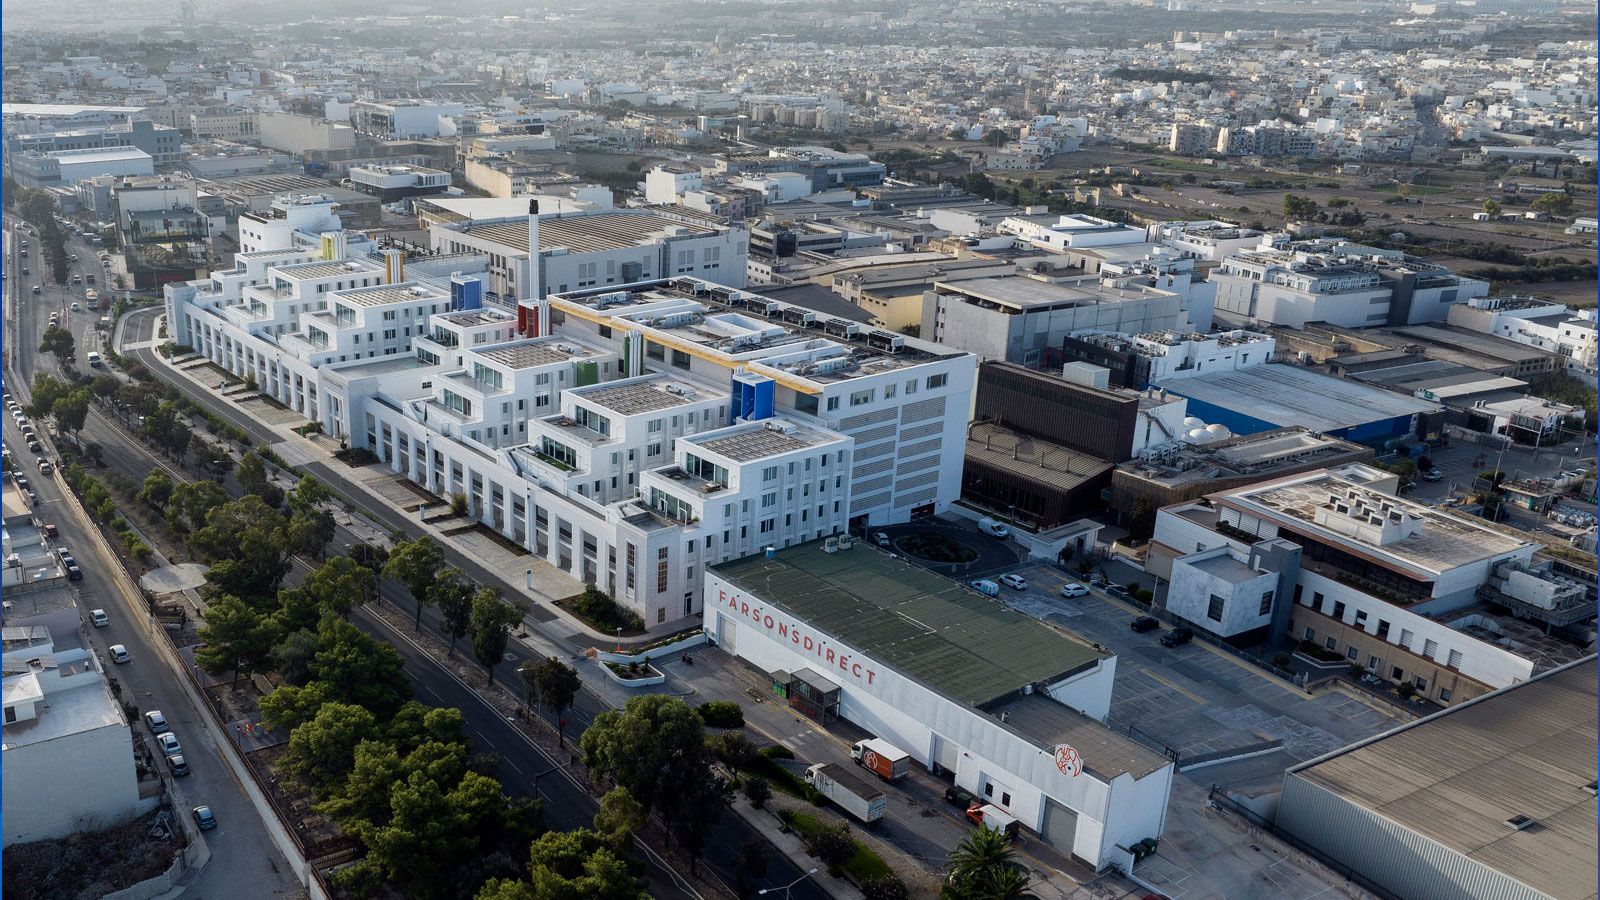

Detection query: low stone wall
(593, 631), (706, 664)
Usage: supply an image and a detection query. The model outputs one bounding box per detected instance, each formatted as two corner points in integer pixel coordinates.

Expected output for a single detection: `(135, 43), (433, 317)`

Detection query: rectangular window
(657, 561), (669, 593)
(1346, 646), (1359, 660)
(1312, 591), (1324, 608)
(1423, 639), (1438, 659)
(1438, 688), (1451, 702)
(1391, 666), (1404, 680)
(1399, 629), (1414, 649)
(1325, 637), (1337, 650)
(825, 396), (840, 411)
(1207, 594), (1225, 622)
(1447, 649), (1463, 669)
(1258, 591), (1274, 616)
(926, 373), (947, 390)
(1305, 627), (1316, 641)
(1332, 601), (1346, 620)
(1368, 655), (1379, 670)
(850, 389), (873, 406)
(1415, 677), (1427, 691)
(1377, 619), (1390, 638)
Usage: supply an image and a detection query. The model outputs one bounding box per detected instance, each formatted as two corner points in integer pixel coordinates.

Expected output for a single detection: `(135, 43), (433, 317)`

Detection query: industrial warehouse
(703, 538), (1175, 872)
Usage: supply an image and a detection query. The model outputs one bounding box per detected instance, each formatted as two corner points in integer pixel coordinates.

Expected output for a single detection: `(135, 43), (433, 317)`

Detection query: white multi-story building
(644, 165), (704, 205)
(999, 213), (1149, 251)
(1212, 240), (1489, 330)
(1146, 220), (1271, 262)
(1148, 465), (1592, 707)
(429, 207), (749, 302)
(362, 277), (976, 626)
(1447, 296), (1598, 377)
(348, 100), (468, 139)
(3, 630), (143, 847)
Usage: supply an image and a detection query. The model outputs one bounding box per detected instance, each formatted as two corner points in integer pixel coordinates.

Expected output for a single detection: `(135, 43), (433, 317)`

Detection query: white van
(978, 517), (1010, 538)
(969, 579), (1000, 597)
(87, 352), (101, 368)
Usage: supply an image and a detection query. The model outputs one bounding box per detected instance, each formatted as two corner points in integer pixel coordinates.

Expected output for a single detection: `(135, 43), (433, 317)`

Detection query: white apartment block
(429, 208), (749, 302)
(1146, 465), (1593, 707)
(644, 165), (704, 205)
(1446, 296), (1598, 377)
(3, 630), (143, 847)
(348, 100), (467, 139)
(1212, 240), (1488, 330)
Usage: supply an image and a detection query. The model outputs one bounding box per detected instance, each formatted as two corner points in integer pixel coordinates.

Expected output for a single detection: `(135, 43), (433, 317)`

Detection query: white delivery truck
(851, 737), (911, 781)
(806, 763), (887, 825)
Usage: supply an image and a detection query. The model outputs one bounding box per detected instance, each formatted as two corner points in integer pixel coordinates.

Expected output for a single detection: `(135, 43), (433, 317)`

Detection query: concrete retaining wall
(593, 631), (705, 664)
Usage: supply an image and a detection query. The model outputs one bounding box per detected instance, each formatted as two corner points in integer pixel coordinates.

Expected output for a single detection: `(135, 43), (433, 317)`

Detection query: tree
(471, 590), (523, 686)
(138, 470), (174, 510)
(260, 681), (338, 732)
(580, 694), (731, 871)
(983, 128), (1011, 148)
(806, 821), (855, 870)
(272, 628), (321, 686)
(280, 700), (378, 793)
(287, 474), (337, 558)
(165, 478), (228, 535)
(192, 440), (234, 480)
(237, 451), (284, 508)
(51, 390), (89, 441)
(308, 616), (412, 719)
(188, 494), (294, 595)
(531, 657), (582, 746)
(302, 556), (377, 619)
(593, 786), (648, 856)
(942, 827), (1033, 900)
(1531, 191), (1574, 217)
(349, 542), (390, 574)
(431, 568), (475, 655)
(39, 325), (74, 368)
(1126, 494), (1157, 541)
(1482, 199), (1502, 218)
(1282, 193), (1317, 220)
(477, 828), (648, 900)
(384, 536), (447, 631)
(732, 837), (770, 898)
(26, 373), (70, 420)
(194, 593), (278, 685)
(741, 775), (771, 809)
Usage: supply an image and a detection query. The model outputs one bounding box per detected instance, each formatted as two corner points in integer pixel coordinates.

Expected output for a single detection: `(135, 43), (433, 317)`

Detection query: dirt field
(3, 807), (186, 900)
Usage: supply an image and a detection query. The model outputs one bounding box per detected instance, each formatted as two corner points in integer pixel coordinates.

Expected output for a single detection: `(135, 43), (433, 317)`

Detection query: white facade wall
(1167, 547), (1279, 636)
(702, 571), (1168, 870)
(1212, 271), (1392, 329)
(2, 716), (140, 846)
(1294, 570), (1536, 689)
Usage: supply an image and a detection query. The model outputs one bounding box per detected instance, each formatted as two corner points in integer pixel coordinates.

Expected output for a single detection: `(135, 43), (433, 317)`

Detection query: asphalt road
(3, 213), (306, 900)
(116, 301), (833, 899)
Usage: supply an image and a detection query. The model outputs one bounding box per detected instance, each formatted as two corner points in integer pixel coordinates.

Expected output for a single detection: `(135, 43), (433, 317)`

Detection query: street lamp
(759, 868), (819, 900)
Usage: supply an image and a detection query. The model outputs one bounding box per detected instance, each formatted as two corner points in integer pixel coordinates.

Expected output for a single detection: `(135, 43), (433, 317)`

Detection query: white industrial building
(428, 206), (750, 302)
(348, 99), (468, 139)
(1212, 240), (1489, 330)
(10, 147), (155, 188)
(1148, 465), (1593, 707)
(170, 201), (977, 626)
(999, 213), (1149, 251)
(704, 540), (1174, 871)
(921, 275), (1191, 367)
(1446, 296), (1598, 377)
(1277, 657), (1597, 900)
(2, 628), (143, 847)
(1146, 220), (1271, 262)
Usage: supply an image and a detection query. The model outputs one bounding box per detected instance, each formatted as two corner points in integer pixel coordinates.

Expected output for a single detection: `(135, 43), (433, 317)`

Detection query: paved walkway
(137, 320), (657, 649)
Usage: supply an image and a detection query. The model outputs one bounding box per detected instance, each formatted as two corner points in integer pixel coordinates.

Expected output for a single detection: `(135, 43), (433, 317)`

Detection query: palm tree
(945, 827), (1016, 887)
(985, 865), (1036, 900)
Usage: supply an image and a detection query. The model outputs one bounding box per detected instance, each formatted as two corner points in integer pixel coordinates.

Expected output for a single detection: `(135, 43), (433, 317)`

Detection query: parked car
(157, 732), (182, 755)
(55, 547), (73, 564)
(167, 754), (190, 777)
(192, 806), (216, 830)
(1059, 582), (1090, 598)
(144, 710), (169, 734)
(1106, 584), (1131, 598)
(27, 440), (41, 454)
(998, 573), (1028, 590)
(1159, 627), (1195, 647)
(90, 608), (109, 627)
(1422, 469), (1444, 482)
(109, 644), (130, 663)
(872, 531), (891, 547)
(42, 523), (57, 538)
(38, 460), (52, 476)
(14, 475), (28, 491)
(66, 563), (82, 581)
(1130, 616), (1161, 633)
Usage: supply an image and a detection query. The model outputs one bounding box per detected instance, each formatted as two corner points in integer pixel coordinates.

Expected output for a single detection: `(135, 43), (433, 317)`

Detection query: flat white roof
(1163, 364), (1440, 433)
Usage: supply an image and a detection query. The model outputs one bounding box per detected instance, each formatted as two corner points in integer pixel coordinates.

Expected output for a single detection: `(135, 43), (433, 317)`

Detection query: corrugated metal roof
(1288, 658), (1598, 900)
(711, 540), (1107, 707)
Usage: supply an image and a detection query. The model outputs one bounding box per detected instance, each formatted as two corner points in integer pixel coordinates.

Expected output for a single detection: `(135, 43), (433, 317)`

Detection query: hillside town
(1, 3), (1595, 900)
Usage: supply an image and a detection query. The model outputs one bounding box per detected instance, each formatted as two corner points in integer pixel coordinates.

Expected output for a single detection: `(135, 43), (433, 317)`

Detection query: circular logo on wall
(1054, 744), (1083, 778)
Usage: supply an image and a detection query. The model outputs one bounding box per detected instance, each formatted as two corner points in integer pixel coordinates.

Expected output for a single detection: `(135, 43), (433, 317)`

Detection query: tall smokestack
(518, 199), (550, 337)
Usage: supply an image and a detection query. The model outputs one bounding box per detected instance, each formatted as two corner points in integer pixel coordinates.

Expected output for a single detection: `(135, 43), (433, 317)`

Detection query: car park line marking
(1139, 668), (1208, 705)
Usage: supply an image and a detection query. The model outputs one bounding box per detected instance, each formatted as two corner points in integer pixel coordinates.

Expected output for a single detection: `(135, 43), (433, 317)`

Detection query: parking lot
(988, 563), (1409, 791)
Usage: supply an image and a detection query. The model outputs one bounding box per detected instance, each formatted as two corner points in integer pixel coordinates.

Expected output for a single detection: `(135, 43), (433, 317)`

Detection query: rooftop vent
(1505, 814), (1535, 831)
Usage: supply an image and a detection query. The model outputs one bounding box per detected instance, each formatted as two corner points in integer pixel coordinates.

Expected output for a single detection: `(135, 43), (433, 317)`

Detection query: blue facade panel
(732, 372), (775, 422)
(450, 274), (483, 311)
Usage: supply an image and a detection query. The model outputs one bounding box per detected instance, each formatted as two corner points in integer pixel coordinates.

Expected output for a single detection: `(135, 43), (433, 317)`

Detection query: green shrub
(742, 775), (771, 809)
(1271, 652), (1292, 668)
(570, 584), (645, 633)
(759, 744), (794, 761)
(696, 701), (745, 728)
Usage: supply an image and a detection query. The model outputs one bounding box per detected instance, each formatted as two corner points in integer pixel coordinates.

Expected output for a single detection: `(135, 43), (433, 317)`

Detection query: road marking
(1139, 668), (1208, 705)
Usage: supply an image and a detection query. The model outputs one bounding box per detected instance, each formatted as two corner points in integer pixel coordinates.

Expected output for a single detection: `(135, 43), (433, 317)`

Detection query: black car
(1130, 616), (1161, 633)
(1160, 627), (1195, 647)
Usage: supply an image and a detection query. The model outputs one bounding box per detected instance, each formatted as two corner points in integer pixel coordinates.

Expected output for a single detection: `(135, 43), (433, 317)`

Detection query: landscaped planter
(600, 660), (666, 687)
(594, 630), (706, 664)
(1293, 651), (1350, 669)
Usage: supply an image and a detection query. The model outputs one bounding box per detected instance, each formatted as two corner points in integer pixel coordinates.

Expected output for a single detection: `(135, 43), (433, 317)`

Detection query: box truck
(851, 738), (910, 781)
(806, 763), (886, 825)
